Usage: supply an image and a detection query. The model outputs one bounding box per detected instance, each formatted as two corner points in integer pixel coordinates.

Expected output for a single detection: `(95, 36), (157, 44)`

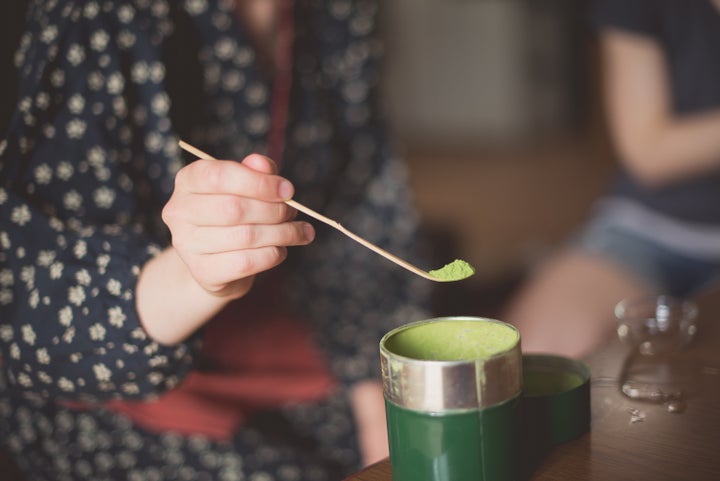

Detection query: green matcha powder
(428, 259), (476, 281)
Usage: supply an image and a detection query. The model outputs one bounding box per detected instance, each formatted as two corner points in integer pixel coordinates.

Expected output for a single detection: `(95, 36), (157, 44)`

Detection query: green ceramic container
(521, 354), (591, 475)
(380, 317), (523, 481)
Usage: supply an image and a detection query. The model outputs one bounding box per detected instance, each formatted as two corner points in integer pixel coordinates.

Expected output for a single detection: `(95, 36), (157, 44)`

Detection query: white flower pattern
(0, 1), (429, 480)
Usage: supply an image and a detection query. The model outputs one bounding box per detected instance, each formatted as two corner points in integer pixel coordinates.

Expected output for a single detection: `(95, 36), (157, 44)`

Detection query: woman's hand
(136, 154), (315, 345)
(162, 154), (314, 298)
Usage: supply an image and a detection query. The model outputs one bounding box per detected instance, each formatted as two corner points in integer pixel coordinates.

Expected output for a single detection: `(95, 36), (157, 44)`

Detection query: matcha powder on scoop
(428, 259), (476, 282)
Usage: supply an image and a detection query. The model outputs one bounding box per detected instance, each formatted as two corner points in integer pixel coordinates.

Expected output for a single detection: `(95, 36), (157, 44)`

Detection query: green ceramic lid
(522, 354), (591, 474)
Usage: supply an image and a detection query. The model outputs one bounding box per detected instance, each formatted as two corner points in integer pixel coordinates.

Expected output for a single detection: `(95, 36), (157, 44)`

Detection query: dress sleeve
(0, 1), (200, 403)
(0, 189), (200, 402)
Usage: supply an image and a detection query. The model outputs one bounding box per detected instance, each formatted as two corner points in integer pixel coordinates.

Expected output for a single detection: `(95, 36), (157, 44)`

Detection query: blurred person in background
(0, 1), (430, 480)
(504, 0), (720, 358)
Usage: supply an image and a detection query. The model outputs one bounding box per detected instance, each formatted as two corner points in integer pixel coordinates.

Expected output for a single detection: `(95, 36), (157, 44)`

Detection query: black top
(591, 0), (720, 224)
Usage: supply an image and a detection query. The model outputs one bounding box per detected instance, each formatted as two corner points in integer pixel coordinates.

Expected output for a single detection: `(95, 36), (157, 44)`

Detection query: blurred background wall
(384, 0), (585, 145)
(380, 0), (617, 314)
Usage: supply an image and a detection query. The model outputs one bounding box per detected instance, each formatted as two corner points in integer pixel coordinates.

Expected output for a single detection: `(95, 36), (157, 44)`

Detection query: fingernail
(279, 180), (294, 200)
(303, 223), (315, 241)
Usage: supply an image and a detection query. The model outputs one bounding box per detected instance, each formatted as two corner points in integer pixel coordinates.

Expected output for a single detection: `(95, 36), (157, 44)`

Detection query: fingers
(176, 156), (294, 201)
(163, 154), (309, 297)
(165, 153), (298, 226)
(164, 193), (297, 226)
(174, 221), (315, 255)
(187, 246), (289, 294)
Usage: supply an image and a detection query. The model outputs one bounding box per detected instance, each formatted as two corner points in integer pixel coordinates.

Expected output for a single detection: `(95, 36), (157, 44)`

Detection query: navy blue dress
(0, 1), (430, 479)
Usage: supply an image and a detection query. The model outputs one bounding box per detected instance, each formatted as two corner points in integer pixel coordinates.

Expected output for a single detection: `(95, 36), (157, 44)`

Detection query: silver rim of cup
(380, 317), (522, 413)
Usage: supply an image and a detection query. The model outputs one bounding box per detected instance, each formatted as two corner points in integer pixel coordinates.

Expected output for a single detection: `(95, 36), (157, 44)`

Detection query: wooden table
(345, 291), (720, 481)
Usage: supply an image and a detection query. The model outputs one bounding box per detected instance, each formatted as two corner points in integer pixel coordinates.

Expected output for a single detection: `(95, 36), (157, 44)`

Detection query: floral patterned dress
(0, 1), (430, 480)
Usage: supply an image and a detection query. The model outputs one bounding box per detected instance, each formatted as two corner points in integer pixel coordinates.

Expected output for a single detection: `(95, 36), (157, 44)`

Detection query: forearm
(601, 30), (720, 186)
(135, 247), (244, 345)
(350, 380), (389, 466)
(616, 109), (720, 186)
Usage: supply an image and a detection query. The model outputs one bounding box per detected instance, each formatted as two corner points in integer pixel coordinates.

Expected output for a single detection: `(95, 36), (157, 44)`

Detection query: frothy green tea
(384, 320), (518, 361)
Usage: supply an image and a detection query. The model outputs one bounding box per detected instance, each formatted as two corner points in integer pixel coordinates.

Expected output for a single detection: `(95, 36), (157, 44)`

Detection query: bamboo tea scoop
(178, 140), (475, 282)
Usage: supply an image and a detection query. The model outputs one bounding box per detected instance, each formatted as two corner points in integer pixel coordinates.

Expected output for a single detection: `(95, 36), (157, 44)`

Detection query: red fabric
(267, 0), (294, 163)
(102, 299), (336, 441)
(57, 277), (336, 441)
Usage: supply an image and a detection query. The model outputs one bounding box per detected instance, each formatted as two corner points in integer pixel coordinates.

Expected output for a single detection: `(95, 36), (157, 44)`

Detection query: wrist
(135, 248), (236, 345)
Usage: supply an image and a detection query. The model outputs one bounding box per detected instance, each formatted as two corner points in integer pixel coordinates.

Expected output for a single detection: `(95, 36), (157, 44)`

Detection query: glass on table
(614, 295), (700, 410)
(614, 294), (698, 356)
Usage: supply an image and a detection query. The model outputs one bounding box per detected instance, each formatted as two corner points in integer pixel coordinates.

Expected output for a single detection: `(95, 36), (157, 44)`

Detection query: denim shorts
(572, 200), (720, 297)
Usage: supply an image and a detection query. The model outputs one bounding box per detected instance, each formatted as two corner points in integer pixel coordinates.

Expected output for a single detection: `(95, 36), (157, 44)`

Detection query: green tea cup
(380, 317), (523, 481)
